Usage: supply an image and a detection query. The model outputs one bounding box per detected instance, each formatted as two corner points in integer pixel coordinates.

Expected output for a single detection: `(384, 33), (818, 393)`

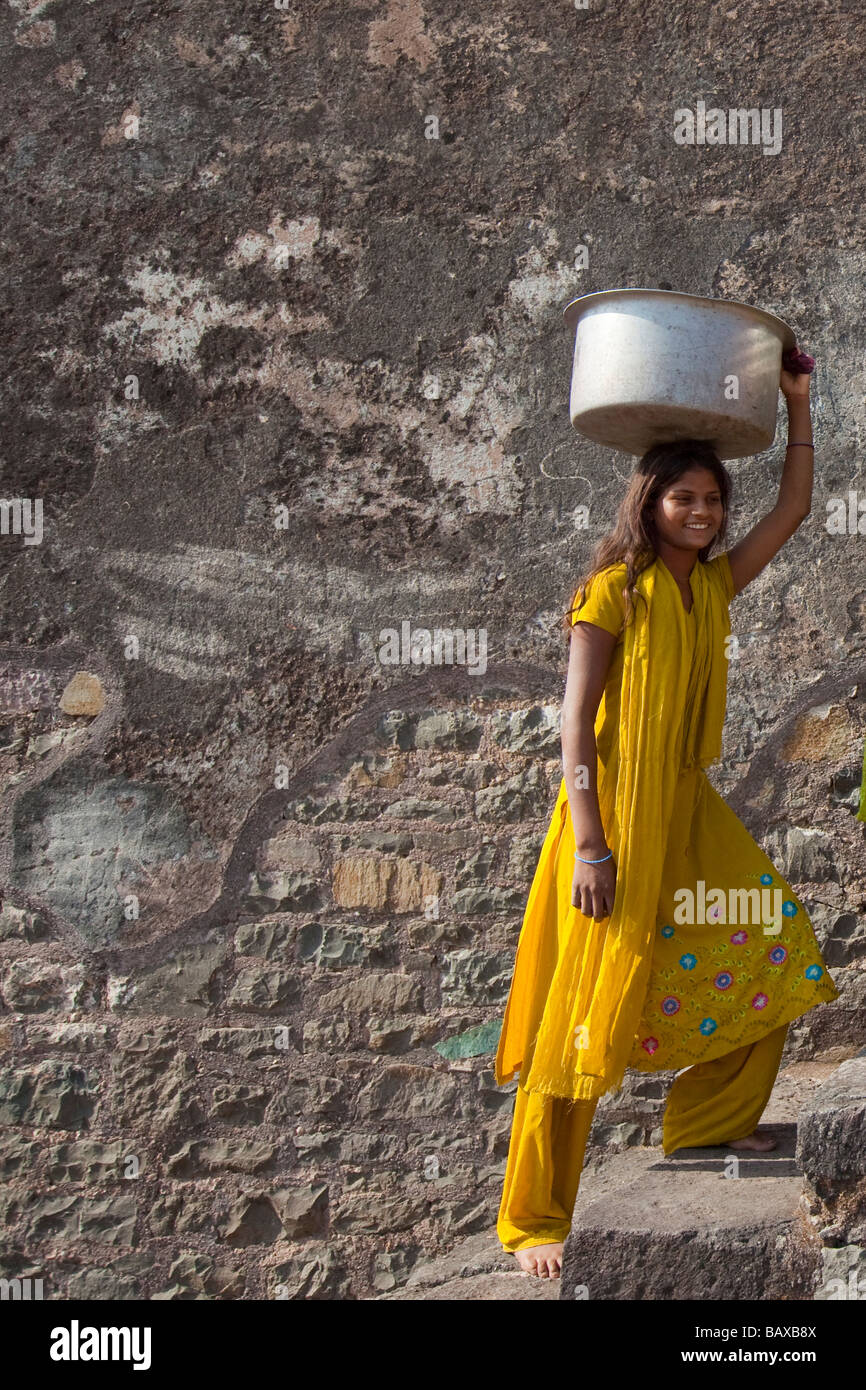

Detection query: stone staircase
(377, 1053), (866, 1301)
(560, 1129), (807, 1300)
(560, 1055), (850, 1301)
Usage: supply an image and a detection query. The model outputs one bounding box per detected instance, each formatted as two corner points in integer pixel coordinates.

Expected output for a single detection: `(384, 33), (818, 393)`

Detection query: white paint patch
(279, 215), (321, 259)
(226, 215), (322, 270)
(93, 401), (167, 444)
(228, 231), (270, 265)
(418, 433), (520, 516)
(101, 262), (269, 367)
(236, 338), (523, 518)
(7, 0), (51, 14)
(507, 242), (578, 325)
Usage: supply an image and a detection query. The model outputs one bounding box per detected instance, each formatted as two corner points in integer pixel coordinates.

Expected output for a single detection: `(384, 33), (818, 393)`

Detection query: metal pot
(562, 288), (797, 459)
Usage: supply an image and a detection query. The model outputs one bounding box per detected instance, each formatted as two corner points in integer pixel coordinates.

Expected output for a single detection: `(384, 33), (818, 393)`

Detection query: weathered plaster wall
(0, 1), (864, 1299)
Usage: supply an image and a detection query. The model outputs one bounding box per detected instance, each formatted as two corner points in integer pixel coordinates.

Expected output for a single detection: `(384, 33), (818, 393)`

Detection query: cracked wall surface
(0, 1), (864, 1300)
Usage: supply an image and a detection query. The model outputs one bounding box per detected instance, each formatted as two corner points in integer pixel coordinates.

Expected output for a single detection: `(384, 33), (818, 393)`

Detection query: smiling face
(653, 466), (724, 552)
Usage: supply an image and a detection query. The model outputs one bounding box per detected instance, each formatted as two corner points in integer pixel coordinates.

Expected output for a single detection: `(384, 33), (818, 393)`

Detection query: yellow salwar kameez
(495, 551), (839, 1254)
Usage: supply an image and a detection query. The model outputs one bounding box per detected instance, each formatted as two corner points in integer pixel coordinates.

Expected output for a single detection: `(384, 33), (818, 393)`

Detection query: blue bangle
(574, 850), (613, 864)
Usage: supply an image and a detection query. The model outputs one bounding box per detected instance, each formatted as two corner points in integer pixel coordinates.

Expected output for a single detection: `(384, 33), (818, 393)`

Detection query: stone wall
(1, 680), (862, 1299)
(798, 1054), (866, 1301)
(1, 1), (865, 1301)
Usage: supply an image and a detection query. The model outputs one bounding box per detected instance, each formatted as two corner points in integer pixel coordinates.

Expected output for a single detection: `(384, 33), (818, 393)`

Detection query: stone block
(209, 1083), (269, 1123)
(474, 765), (548, 822)
(440, 949), (514, 1006)
(226, 967), (299, 1013)
(59, 671), (105, 716)
(489, 705), (560, 753)
(113, 940), (227, 1018)
(46, 1140), (125, 1183)
(221, 1184), (328, 1246)
(796, 1056), (866, 1185)
(318, 970), (423, 1017)
(0, 1061), (97, 1129)
(355, 1063), (471, 1120)
(271, 1243), (349, 1299)
(166, 1138), (276, 1176)
(200, 1027), (290, 1060)
(1, 959), (91, 1013)
(0, 902), (48, 941)
(562, 1150), (805, 1300)
(242, 870), (320, 914)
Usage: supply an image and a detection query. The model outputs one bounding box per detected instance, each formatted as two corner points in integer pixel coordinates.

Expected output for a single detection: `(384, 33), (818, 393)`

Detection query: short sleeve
(704, 551), (735, 605)
(570, 565), (627, 637)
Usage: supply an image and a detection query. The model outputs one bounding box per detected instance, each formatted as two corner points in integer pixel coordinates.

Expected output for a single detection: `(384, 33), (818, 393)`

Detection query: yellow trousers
(497, 1023), (788, 1253)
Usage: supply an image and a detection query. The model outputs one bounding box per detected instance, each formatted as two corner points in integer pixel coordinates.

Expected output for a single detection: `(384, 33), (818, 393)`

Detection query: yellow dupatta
(495, 554), (731, 1102)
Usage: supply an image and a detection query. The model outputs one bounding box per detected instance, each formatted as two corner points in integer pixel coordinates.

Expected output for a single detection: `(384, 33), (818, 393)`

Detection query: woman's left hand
(780, 345), (814, 401)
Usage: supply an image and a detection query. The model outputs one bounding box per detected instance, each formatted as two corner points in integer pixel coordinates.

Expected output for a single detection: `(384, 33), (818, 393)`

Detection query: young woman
(493, 360), (839, 1280)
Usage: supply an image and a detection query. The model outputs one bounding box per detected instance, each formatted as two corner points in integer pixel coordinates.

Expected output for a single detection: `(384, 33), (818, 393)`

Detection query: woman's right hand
(571, 855), (616, 921)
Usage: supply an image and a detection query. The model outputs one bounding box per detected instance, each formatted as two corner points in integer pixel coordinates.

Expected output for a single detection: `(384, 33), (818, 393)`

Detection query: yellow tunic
(497, 552), (839, 1087)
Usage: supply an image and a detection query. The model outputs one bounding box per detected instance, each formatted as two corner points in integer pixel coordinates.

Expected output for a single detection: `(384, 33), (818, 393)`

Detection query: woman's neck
(655, 544), (699, 585)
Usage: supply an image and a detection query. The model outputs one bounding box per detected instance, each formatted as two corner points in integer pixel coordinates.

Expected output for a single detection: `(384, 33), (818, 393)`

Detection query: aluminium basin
(562, 287), (797, 460)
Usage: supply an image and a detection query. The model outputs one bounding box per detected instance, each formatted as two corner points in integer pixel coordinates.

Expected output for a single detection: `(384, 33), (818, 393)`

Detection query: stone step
(561, 1058), (848, 1301)
(373, 1229), (561, 1301)
(561, 1130), (806, 1300)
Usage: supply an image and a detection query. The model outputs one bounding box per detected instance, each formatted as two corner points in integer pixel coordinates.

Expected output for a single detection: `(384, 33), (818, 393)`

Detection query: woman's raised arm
(725, 366), (814, 597)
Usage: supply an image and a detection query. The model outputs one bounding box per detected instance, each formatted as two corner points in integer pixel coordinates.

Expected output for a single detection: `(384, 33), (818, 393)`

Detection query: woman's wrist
(574, 834), (608, 856)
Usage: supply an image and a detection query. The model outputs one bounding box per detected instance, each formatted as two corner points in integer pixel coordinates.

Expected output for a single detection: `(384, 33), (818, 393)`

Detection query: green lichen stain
(434, 1019), (502, 1059)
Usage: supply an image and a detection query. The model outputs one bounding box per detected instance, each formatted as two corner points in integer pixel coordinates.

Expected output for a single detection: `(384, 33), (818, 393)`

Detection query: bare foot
(724, 1129), (777, 1152)
(514, 1242), (563, 1278)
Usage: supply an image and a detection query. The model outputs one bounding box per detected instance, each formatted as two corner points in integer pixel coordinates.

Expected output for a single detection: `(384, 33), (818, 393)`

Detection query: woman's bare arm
(725, 371), (813, 598)
(561, 619), (618, 920)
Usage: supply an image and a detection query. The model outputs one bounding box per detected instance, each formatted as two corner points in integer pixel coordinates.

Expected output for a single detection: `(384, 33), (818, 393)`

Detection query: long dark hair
(562, 439), (732, 637)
